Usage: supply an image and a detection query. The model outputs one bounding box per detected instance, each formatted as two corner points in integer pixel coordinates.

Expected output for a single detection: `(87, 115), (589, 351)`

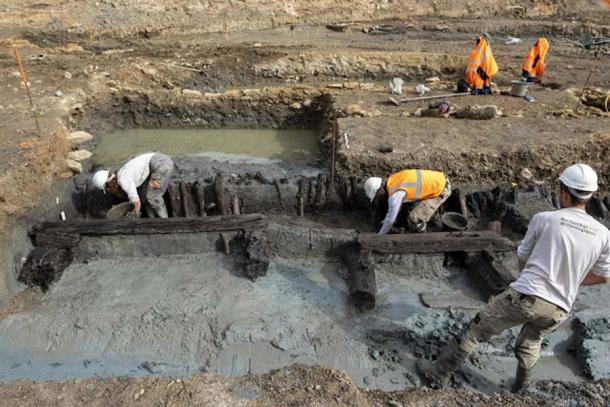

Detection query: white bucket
(511, 80), (530, 97)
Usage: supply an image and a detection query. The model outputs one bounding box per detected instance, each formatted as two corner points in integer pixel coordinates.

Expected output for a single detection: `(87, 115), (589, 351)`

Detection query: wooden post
(215, 175), (230, 216)
(181, 182), (198, 218)
(167, 181), (184, 217)
(195, 179), (206, 216)
(9, 46), (41, 137)
(231, 195), (241, 215)
(331, 113), (337, 184)
(341, 246), (376, 310)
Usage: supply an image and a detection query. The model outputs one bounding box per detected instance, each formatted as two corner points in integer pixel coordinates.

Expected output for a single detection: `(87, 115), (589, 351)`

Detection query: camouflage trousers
(138, 153), (174, 218)
(458, 287), (569, 369)
(407, 179), (452, 232)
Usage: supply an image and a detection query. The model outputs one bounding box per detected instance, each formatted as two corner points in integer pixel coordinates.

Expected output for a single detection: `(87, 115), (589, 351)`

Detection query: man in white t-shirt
(92, 152), (174, 218)
(416, 164), (610, 392)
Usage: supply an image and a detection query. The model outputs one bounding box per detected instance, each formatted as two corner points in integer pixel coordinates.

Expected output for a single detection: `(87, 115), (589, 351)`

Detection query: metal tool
(389, 92), (470, 106)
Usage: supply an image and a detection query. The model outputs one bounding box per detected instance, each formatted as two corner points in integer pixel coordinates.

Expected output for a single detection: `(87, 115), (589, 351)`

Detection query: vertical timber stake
(331, 112), (337, 185)
(10, 46), (41, 137)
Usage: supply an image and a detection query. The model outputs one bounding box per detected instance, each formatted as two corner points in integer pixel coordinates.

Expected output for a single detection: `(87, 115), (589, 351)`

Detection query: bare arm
(518, 258), (526, 272)
(581, 271), (610, 286)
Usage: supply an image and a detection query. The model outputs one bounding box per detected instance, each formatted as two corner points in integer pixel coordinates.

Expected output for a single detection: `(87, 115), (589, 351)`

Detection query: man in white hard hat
(363, 169), (451, 234)
(92, 152), (173, 218)
(417, 164), (610, 393)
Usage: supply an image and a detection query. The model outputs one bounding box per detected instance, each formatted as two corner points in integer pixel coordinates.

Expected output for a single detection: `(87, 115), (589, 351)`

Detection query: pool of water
(93, 128), (319, 164)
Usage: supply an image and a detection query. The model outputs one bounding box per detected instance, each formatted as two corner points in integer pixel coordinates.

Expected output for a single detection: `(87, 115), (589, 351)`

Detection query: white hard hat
(482, 32), (492, 43)
(364, 177), (383, 202)
(92, 170), (109, 191)
(558, 163), (598, 199)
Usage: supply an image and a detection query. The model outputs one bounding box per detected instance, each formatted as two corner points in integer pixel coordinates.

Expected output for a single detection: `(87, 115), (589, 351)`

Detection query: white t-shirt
(117, 153), (155, 203)
(511, 208), (610, 312)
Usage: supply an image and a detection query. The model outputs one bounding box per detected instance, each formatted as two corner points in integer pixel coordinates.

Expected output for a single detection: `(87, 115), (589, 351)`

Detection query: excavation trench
(2, 99), (610, 392)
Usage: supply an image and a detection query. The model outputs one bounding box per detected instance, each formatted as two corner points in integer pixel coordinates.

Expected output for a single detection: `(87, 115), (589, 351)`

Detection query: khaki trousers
(407, 179), (452, 232)
(458, 287), (569, 369)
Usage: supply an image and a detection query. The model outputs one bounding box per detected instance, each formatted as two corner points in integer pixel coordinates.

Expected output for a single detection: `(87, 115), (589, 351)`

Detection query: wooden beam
(33, 214), (268, 236)
(341, 247), (376, 310)
(466, 250), (516, 293)
(358, 231), (515, 254)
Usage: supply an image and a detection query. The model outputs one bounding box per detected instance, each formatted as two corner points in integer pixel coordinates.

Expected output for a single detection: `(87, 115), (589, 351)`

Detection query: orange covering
(466, 36), (498, 89)
(522, 37), (550, 78)
(386, 169), (446, 203)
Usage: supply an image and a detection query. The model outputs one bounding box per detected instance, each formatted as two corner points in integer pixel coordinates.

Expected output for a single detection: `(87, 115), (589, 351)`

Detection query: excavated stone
(67, 149), (93, 162)
(65, 159), (82, 173)
(66, 131), (93, 145)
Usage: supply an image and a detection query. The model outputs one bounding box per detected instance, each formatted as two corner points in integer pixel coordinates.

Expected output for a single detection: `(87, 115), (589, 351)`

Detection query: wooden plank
(358, 231), (515, 254)
(33, 214), (268, 236)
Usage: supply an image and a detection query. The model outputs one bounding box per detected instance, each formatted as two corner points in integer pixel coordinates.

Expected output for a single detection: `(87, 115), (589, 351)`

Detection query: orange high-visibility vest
(466, 36), (498, 89)
(386, 169), (446, 203)
(522, 37), (549, 78)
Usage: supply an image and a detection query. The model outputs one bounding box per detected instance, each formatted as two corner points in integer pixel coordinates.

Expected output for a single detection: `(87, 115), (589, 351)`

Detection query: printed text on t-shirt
(560, 217), (596, 236)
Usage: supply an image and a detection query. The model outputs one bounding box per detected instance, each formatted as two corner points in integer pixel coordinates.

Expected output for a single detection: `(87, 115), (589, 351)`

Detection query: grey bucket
(511, 80), (530, 97)
(106, 201), (134, 219)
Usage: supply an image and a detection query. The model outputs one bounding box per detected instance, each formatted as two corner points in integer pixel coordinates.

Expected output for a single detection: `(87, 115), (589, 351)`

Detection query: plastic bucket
(510, 80), (529, 97)
(441, 212), (469, 231)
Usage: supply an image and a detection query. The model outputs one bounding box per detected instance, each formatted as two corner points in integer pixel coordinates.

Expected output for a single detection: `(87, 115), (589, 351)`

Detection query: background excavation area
(0, 239), (589, 392)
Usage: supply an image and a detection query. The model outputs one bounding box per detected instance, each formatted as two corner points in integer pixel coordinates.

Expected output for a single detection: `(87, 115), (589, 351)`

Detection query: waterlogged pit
(92, 128), (319, 165)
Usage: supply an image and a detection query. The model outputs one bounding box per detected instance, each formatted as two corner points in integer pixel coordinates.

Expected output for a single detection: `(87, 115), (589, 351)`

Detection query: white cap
(92, 170), (109, 191)
(364, 177), (383, 202)
(558, 163), (598, 199)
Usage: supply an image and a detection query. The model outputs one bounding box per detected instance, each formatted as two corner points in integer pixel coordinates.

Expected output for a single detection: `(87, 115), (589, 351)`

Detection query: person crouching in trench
(92, 152), (174, 218)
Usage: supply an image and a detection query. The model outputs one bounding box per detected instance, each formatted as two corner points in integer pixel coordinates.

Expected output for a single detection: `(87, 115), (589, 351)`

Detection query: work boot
(511, 364), (533, 393)
(416, 340), (469, 388)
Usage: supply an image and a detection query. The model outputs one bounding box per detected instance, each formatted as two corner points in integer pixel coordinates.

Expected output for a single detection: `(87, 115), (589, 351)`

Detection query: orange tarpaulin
(466, 36), (498, 90)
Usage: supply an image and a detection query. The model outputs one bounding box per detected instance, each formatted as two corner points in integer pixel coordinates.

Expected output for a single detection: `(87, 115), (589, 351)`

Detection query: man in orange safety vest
(363, 169), (451, 234)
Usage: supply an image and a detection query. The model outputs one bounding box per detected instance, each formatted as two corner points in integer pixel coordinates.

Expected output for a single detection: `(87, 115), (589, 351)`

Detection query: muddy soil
(1, 0), (610, 405)
(1, 364), (610, 407)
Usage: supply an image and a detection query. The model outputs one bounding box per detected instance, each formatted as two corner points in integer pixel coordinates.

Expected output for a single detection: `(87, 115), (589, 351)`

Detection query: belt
(518, 293), (566, 312)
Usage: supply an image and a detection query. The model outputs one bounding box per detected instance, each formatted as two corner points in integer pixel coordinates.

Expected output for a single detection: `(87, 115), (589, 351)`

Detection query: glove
(125, 210), (140, 219)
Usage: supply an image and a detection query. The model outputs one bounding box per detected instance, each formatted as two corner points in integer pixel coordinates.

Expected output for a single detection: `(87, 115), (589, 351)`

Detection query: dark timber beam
(32, 214), (268, 239)
(358, 231), (515, 254)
